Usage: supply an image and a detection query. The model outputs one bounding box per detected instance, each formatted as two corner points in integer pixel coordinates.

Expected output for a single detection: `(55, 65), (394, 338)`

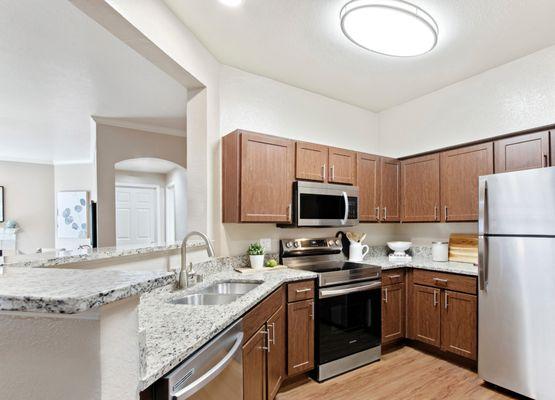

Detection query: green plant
(247, 242), (265, 256)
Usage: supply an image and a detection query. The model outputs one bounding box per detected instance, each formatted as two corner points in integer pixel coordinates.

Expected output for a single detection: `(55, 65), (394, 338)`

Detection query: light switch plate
(259, 238), (272, 252)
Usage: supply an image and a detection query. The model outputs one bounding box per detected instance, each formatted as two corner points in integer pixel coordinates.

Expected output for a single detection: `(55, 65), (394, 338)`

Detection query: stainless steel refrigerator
(478, 167), (555, 399)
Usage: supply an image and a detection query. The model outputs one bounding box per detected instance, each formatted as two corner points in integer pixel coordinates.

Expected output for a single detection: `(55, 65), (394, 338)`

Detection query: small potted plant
(247, 242), (265, 269)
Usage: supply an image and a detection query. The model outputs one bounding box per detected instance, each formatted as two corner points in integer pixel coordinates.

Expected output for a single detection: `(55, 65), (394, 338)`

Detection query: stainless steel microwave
(292, 181), (359, 227)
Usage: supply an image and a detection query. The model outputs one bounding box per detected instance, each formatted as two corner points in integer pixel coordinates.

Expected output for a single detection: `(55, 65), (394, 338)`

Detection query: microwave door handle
(342, 191), (349, 224)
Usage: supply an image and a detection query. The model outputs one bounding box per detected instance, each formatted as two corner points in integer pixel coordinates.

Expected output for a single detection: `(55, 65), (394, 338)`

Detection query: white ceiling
(0, 0), (188, 164)
(165, 0), (555, 112)
(115, 158), (181, 174)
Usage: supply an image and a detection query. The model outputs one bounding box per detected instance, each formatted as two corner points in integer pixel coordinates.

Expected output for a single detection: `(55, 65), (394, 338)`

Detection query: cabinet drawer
(244, 286), (285, 341)
(382, 269), (404, 286)
(413, 269), (477, 295)
(287, 280), (315, 302)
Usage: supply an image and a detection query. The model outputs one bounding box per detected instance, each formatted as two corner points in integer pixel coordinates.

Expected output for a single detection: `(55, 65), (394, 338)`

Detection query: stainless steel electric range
(280, 237), (382, 381)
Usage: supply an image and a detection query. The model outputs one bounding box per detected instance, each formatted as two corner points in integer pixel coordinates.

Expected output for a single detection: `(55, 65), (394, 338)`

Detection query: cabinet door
(413, 285), (441, 347)
(401, 154), (440, 222)
(440, 143), (493, 222)
(296, 142), (328, 182)
(267, 306), (286, 400)
(241, 132), (294, 223)
(356, 152), (381, 222)
(328, 147), (356, 185)
(382, 283), (405, 344)
(494, 131), (550, 173)
(287, 299), (314, 376)
(243, 327), (268, 400)
(441, 290), (477, 360)
(380, 157), (401, 222)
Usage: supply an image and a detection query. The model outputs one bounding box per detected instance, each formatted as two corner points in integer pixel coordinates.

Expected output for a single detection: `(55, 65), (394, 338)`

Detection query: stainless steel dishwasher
(155, 319), (243, 400)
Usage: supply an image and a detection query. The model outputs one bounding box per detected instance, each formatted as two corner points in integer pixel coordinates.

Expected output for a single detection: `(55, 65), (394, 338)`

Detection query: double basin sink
(171, 281), (262, 306)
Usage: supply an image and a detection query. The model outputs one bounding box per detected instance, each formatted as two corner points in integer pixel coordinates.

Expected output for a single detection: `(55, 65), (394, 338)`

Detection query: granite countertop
(0, 240), (206, 269)
(139, 266), (316, 390)
(364, 256), (478, 276)
(0, 267), (175, 314)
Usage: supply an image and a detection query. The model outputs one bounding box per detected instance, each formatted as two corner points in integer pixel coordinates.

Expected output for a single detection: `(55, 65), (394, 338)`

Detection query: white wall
(54, 163), (95, 250)
(166, 167), (188, 241)
(0, 161), (55, 254)
(379, 45), (555, 158)
(220, 65), (380, 153)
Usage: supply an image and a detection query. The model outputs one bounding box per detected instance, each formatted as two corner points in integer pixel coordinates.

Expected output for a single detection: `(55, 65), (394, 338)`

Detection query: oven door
(296, 181), (359, 227)
(317, 280), (381, 366)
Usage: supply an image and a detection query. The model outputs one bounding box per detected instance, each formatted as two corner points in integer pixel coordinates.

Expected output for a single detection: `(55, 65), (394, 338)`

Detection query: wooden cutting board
(448, 234), (478, 264)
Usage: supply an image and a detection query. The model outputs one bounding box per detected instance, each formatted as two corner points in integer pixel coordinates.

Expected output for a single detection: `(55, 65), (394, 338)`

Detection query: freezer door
(478, 236), (555, 399)
(479, 167), (555, 236)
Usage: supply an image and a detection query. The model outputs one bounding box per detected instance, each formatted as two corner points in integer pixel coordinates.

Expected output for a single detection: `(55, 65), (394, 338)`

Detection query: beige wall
(0, 160), (55, 254)
(95, 123), (187, 247)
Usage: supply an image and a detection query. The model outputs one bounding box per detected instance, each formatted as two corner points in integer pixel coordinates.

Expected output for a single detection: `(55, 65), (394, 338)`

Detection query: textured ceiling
(165, 0), (555, 111)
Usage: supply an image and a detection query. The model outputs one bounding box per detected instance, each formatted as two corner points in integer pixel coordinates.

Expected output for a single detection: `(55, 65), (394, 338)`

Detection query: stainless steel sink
(171, 293), (241, 306)
(200, 281), (262, 295)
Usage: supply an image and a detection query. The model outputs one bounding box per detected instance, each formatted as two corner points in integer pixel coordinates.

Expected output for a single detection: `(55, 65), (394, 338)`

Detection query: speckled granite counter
(139, 265), (316, 390)
(0, 241), (206, 269)
(0, 267), (175, 313)
(364, 256), (478, 276)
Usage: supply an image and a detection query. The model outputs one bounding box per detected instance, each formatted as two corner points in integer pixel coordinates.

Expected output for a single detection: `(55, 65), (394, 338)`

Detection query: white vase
(249, 255), (265, 269)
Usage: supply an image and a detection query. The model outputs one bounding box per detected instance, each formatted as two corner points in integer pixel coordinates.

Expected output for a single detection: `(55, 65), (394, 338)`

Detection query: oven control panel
(280, 237), (342, 255)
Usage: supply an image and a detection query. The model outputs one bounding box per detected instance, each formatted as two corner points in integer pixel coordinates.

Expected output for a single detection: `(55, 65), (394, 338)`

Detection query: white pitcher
(349, 242), (369, 262)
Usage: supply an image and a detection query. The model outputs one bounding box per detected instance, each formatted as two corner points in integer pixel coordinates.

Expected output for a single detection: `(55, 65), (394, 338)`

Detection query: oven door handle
(319, 281), (381, 299)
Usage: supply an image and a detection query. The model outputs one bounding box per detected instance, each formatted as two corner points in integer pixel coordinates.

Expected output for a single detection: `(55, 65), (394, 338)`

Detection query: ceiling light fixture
(340, 0), (438, 57)
(219, 0), (243, 7)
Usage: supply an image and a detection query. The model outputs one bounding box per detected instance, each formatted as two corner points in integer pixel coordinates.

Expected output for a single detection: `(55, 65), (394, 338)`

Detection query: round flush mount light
(219, 0), (243, 7)
(340, 0), (438, 57)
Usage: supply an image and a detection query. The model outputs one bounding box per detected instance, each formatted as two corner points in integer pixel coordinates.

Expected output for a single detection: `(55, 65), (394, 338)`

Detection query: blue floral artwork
(57, 191), (89, 239)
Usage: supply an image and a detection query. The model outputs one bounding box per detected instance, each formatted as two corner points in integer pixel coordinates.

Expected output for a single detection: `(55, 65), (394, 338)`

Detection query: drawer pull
(433, 278), (448, 284)
(295, 288), (312, 293)
(388, 274), (401, 279)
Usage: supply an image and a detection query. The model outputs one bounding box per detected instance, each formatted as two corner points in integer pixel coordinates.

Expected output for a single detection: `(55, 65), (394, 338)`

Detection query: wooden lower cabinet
(382, 283), (405, 344)
(441, 290), (477, 360)
(413, 284), (441, 347)
(287, 299), (315, 376)
(243, 327), (268, 400)
(267, 306), (286, 400)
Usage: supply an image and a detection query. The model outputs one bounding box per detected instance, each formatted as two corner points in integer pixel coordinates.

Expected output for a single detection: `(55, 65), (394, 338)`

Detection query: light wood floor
(277, 346), (525, 400)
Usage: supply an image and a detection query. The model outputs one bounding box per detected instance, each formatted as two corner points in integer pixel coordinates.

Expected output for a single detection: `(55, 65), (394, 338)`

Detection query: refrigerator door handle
(478, 235), (488, 291)
(478, 178), (488, 236)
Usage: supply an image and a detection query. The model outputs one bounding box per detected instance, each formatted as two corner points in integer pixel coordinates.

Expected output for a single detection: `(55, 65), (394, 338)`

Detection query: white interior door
(116, 186), (157, 247)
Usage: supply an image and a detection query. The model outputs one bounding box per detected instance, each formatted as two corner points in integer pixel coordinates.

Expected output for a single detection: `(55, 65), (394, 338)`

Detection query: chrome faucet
(177, 231), (215, 289)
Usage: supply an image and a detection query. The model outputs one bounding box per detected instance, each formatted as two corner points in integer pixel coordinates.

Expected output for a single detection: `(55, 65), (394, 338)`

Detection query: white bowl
(387, 241), (412, 255)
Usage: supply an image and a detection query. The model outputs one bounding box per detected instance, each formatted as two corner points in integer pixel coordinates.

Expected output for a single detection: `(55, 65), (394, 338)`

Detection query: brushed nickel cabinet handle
(261, 329), (270, 351)
(445, 293), (449, 309)
(330, 165), (335, 181)
(444, 206), (448, 220)
(433, 290), (439, 307)
(383, 287), (388, 303)
(310, 301), (314, 321)
(375, 207), (380, 220)
(322, 163), (326, 180)
(433, 278), (448, 284)
(295, 288), (311, 293)
(287, 204), (292, 222)
(434, 205), (438, 221)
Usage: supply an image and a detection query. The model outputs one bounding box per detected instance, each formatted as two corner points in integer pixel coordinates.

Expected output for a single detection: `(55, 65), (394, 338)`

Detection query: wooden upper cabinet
(494, 131), (551, 173)
(267, 306), (286, 400)
(382, 283), (405, 344)
(440, 143), (493, 222)
(413, 285), (441, 347)
(357, 152), (381, 222)
(296, 141), (328, 182)
(328, 147), (356, 185)
(441, 291), (477, 361)
(380, 157), (401, 222)
(401, 154), (440, 222)
(222, 130), (294, 223)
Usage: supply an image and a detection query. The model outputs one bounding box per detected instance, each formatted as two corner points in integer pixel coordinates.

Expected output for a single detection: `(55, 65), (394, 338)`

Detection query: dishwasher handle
(172, 331), (244, 400)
